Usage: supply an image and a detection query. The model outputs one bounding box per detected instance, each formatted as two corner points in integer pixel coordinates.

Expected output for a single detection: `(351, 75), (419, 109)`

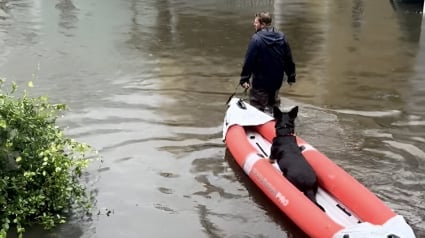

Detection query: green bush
(0, 79), (96, 238)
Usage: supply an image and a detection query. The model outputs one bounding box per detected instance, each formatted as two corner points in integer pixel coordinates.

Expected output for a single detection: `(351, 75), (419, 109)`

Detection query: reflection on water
(56, 0), (78, 36)
(0, 0), (424, 237)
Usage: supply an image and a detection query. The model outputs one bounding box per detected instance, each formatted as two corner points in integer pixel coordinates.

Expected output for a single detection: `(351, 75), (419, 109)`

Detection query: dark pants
(249, 88), (281, 112)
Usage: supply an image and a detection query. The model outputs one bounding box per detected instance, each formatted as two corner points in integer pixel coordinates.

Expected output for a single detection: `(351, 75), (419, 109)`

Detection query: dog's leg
(305, 189), (325, 212)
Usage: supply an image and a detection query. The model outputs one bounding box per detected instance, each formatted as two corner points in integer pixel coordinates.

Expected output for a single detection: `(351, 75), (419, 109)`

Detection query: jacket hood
(256, 27), (285, 45)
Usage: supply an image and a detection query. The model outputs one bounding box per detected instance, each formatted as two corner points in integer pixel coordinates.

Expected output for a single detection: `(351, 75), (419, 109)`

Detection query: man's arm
(282, 38), (296, 83)
(240, 36), (258, 87)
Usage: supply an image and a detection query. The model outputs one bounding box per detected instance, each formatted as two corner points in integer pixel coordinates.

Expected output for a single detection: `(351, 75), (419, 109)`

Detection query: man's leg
(265, 90), (280, 115)
(249, 88), (268, 111)
(270, 89), (281, 108)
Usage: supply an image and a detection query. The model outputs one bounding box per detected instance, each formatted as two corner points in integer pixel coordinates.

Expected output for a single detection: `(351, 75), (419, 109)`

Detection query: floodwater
(1, 0), (424, 237)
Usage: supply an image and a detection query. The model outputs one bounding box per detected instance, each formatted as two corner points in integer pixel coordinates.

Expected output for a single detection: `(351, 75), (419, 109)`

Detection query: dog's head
(273, 106), (298, 136)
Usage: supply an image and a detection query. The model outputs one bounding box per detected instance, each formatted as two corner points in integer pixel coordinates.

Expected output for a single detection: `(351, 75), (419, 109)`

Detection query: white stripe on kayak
(243, 153), (262, 174)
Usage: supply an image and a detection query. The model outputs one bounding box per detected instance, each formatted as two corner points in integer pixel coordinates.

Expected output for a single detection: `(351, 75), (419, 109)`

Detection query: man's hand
(287, 74), (296, 86)
(241, 82), (250, 89)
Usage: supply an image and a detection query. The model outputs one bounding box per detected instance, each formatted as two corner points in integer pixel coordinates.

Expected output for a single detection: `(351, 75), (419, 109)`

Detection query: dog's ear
(288, 106), (298, 119)
(273, 106), (282, 119)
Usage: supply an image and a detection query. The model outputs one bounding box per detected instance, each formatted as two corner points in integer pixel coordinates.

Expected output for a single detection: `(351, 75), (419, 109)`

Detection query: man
(240, 12), (296, 113)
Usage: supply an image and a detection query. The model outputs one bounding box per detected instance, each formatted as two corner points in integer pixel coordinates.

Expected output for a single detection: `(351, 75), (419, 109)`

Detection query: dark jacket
(240, 27), (296, 91)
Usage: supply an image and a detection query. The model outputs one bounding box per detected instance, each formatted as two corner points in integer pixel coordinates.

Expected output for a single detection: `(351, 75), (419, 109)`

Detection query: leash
(225, 82), (250, 105)
(225, 82), (239, 105)
(242, 87), (248, 100)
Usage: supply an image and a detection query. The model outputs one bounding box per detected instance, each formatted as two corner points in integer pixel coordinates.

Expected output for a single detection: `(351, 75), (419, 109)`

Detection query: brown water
(1, 0), (424, 237)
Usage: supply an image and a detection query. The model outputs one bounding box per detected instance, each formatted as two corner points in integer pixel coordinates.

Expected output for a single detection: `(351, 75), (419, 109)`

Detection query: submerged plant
(0, 79), (97, 238)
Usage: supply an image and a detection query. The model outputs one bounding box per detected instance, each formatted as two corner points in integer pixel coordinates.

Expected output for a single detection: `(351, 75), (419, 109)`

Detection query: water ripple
(334, 109), (402, 117)
(383, 140), (425, 160)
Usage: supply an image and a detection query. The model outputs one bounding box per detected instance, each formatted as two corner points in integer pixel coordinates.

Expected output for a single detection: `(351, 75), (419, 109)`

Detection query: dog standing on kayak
(269, 106), (324, 211)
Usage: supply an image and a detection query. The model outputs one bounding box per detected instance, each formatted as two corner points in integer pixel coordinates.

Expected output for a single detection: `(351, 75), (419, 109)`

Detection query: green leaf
(0, 81), (100, 235)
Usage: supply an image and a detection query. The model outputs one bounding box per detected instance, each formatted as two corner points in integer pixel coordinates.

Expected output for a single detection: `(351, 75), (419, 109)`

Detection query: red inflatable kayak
(223, 97), (416, 238)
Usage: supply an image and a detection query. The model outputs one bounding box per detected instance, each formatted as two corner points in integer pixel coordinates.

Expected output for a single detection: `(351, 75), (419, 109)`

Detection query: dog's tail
(305, 190), (326, 212)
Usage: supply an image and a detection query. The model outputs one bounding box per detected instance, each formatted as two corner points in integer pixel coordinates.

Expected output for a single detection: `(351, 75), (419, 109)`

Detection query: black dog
(269, 106), (324, 211)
